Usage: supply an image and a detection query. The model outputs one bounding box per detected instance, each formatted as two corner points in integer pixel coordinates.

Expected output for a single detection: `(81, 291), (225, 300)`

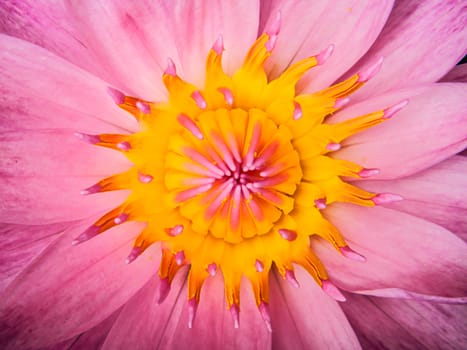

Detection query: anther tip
(326, 142), (341, 152)
(314, 198), (327, 210)
(188, 298), (198, 329)
(293, 101), (303, 120)
(267, 11), (281, 36)
(230, 304), (240, 329)
(316, 44), (335, 65)
(358, 56), (384, 82)
(334, 97), (350, 109)
(383, 99), (409, 119)
(74, 132), (100, 144)
(339, 246), (366, 262)
(125, 247), (143, 264)
(259, 302), (272, 332)
(372, 193), (404, 205)
(106, 86), (125, 104)
(136, 101), (151, 114)
(358, 168), (380, 178)
(322, 280), (346, 302)
(165, 58), (177, 76)
(212, 35), (224, 55)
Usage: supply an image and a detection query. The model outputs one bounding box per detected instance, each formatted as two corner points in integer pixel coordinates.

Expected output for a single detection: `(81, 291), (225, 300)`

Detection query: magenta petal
(0, 129), (130, 224)
(0, 1), (95, 74)
(359, 156), (467, 241)
(260, 0), (393, 92)
(341, 294), (467, 349)
(334, 84), (467, 179)
(269, 268), (361, 349)
(0, 35), (138, 132)
(102, 273), (271, 349)
(0, 222), (157, 349)
(0, 222), (71, 292)
(345, 0), (467, 101)
(441, 63), (467, 83)
(315, 204), (467, 298)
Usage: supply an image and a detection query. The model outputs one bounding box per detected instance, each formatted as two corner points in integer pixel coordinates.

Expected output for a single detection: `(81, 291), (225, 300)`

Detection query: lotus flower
(1, 1), (466, 349)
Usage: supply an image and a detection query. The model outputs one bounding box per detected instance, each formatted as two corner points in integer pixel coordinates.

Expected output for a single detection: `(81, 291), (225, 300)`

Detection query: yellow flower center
(75, 19), (405, 330)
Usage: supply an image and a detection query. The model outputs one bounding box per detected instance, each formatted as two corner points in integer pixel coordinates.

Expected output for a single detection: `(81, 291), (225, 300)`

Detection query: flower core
(75, 19), (405, 330)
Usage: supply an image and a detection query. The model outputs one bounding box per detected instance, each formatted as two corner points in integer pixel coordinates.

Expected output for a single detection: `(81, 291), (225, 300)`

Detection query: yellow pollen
(77, 27), (404, 329)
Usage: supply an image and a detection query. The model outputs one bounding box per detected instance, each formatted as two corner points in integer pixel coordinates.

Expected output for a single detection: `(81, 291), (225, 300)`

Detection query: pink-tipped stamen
(191, 90), (207, 109)
(114, 213), (129, 225)
(230, 304), (240, 329)
(243, 123), (262, 170)
(358, 168), (380, 178)
(175, 251), (185, 266)
(314, 198), (327, 210)
(334, 97), (350, 109)
(165, 224), (184, 237)
(293, 101), (303, 120)
(207, 263), (217, 277)
(177, 114), (204, 140)
(106, 86), (125, 104)
(125, 247), (143, 264)
(265, 34), (278, 52)
(326, 142), (341, 151)
(255, 259), (265, 272)
(138, 172), (153, 184)
(258, 302), (272, 332)
(72, 225), (99, 245)
(212, 35), (224, 55)
(117, 141), (131, 151)
(339, 246), (366, 262)
(165, 58), (177, 76)
(357, 57), (384, 82)
(372, 193), (404, 205)
(175, 183), (213, 203)
(157, 277), (171, 304)
(218, 87), (234, 106)
(383, 99), (409, 119)
(267, 11), (281, 36)
(136, 101), (151, 114)
(316, 44), (334, 65)
(188, 298), (198, 328)
(279, 229), (297, 241)
(285, 269), (300, 288)
(74, 132), (100, 144)
(80, 183), (101, 195)
(321, 280), (346, 302)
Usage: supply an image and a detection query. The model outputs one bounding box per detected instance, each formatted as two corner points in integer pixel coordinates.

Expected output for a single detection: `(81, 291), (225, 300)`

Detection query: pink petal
(341, 294), (467, 349)
(269, 268), (361, 349)
(0, 221), (157, 349)
(344, 0), (467, 101)
(359, 156), (467, 241)
(441, 63), (467, 83)
(260, 0), (393, 92)
(314, 204), (467, 298)
(0, 222), (71, 292)
(0, 129), (129, 224)
(0, 1), (96, 75)
(65, 307), (122, 350)
(333, 83), (467, 179)
(66, 1), (259, 97)
(0, 34), (138, 133)
(102, 273), (271, 349)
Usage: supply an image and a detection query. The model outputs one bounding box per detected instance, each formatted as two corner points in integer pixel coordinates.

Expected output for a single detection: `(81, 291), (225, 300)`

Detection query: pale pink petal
(359, 156), (467, 240)
(441, 63), (467, 83)
(341, 294), (467, 349)
(269, 268), (361, 349)
(0, 1), (96, 74)
(344, 0), (467, 101)
(0, 129), (130, 224)
(314, 204), (467, 298)
(66, 1), (260, 98)
(0, 222), (71, 292)
(333, 83), (467, 179)
(103, 273), (271, 350)
(0, 221), (157, 349)
(260, 0), (393, 92)
(0, 34), (138, 132)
